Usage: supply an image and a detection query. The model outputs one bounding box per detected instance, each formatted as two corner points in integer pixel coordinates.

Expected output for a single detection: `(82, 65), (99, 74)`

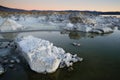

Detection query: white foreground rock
(16, 36), (82, 73)
(0, 19), (23, 32)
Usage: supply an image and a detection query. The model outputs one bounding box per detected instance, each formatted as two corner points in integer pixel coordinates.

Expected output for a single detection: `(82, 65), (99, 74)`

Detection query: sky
(0, 0), (120, 11)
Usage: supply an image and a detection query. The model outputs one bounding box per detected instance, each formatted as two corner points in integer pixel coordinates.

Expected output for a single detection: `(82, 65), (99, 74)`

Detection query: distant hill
(99, 12), (120, 15)
(0, 5), (26, 12)
(0, 5), (120, 15)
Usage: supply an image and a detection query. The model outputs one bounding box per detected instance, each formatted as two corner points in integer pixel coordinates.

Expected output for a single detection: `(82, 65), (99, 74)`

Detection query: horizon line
(0, 5), (120, 12)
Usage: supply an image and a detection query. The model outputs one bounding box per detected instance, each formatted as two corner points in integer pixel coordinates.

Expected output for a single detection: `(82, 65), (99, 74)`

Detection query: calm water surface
(0, 30), (120, 80)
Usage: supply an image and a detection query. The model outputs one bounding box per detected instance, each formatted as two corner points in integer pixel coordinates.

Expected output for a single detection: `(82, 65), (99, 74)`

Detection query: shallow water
(0, 30), (120, 80)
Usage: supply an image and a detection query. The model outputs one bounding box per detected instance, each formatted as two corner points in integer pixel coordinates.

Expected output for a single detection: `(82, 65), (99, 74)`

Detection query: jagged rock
(16, 36), (82, 73)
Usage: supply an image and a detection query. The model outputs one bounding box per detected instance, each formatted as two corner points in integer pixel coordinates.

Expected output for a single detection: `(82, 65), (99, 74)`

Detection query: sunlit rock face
(16, 36), (82, 73)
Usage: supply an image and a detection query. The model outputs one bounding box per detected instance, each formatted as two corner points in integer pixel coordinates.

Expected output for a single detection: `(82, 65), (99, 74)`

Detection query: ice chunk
(16, 36), (82, 73)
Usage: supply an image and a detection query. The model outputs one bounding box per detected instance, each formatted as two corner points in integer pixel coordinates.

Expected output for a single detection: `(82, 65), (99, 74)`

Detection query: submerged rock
(72, 42), (81, 47)
(16, 36), (82, 73)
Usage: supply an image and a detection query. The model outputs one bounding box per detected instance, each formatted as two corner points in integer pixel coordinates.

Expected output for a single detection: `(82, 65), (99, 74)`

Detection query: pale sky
(0, 0), (120, 11)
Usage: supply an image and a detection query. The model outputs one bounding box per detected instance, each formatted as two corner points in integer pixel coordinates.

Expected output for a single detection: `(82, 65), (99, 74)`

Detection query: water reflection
(0, 64), (28, 80)
(60, 30), (111, 40)
(28, 69), (61, 80)
(0, 30), (114, 40)
(0, 33), (18, 40)
(69, 31), (81, 39)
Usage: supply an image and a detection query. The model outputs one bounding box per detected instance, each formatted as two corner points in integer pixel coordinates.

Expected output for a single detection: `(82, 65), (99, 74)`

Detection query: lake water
(101, 15), (120, 18)
(0, 30), (120, 80)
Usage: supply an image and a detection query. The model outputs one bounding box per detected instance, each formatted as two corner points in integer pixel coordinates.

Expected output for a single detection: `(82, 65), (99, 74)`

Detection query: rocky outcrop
(0, 12), (119, 33)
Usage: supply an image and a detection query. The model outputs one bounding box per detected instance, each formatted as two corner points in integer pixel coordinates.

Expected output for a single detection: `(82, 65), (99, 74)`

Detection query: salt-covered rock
(91, 29), (103, 34)
(16, 36), (82, 73)
(64, 23), (75, 30)
(101, 27), (113, 33)
(78, 26), (92, 32)
(66, 23), (74, 28)
(0, 19), (23, 32)
(96, 27), (113, 34)
(0, 12), (118, 33)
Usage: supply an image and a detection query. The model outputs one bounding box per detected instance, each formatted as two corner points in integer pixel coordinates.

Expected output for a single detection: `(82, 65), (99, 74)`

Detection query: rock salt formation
(0, 12), (120, 33)
(0, 19), (23, 32)
(16, 36), (82, 73)
(63, 13), (120, 33)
